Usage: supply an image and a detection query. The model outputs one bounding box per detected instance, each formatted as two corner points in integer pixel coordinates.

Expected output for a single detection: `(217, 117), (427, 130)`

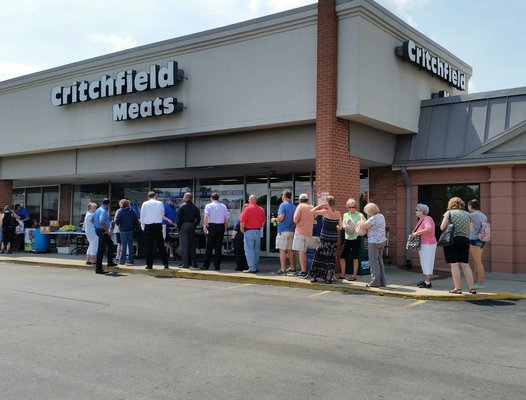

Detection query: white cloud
(0, 62), (44, 82)
(88, 33), (139, 53)
(375, 0), (430, 27)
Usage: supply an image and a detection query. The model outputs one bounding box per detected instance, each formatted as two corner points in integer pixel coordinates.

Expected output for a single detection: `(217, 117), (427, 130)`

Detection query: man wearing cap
(292, 193), (314, 277)
(163, 197), (179, 261)
(240, 195), (266, 273)
(270, 189), (296, 275)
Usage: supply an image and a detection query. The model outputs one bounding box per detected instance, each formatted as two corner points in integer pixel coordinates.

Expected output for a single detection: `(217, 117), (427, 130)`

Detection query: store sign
(395, 39), (466, 91)
(50, 61), (185, 121)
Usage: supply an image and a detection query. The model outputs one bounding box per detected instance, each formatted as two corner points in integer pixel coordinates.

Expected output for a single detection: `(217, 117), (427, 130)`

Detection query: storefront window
(111, 182), (150, 212)
(246, 176), (268, 252)
(293, 172), (312, 203)
(12, 188), (25, 208)
(198, 178), (244, 228)
(25, 188), (41, 224)
(41, 186), (59, 225)
(152, 180), (193, 209)
(72, 183), (110, 225)
(269, 173), (292, 189)
(418, 184), (480, 236)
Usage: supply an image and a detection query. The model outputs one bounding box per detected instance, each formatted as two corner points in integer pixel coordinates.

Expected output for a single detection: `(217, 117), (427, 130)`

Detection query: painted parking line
(305, 290), (332, 298)
(221, 283), (253, 290)
(402, 300), (427, 309)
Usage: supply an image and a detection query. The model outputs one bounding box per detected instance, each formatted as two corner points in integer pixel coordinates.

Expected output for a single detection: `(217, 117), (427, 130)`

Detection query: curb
(3, 258), (525, 302)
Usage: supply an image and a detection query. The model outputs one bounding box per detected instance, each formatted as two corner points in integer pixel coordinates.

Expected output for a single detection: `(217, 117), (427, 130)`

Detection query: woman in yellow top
(338, 198), (365, 280)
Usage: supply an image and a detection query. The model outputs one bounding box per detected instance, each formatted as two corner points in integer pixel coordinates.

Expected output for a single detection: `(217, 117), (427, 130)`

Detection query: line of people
(410, 197), (488, 294)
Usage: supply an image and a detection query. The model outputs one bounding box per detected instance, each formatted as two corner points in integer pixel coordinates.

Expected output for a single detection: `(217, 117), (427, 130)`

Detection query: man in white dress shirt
(140, 191), (174, 270)
(201, 192), (230, 270)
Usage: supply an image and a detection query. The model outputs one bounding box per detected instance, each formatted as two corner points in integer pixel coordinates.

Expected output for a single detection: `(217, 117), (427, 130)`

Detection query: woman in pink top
(412, 203), (437, 289)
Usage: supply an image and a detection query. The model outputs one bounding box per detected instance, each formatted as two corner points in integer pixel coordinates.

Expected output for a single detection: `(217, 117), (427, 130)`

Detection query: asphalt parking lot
(1, 264), (525, 400)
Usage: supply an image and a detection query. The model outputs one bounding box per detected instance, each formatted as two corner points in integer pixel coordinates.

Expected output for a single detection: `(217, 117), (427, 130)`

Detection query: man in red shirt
(240, 195), (266, 273)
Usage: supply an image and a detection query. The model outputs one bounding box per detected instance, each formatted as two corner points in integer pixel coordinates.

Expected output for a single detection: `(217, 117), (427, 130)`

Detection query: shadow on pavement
(466, 300), (520, 306)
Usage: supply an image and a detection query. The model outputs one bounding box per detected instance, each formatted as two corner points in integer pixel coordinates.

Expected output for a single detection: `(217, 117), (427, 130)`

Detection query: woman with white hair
(361, 202), (387, 287)
(412, 203), (437, 288)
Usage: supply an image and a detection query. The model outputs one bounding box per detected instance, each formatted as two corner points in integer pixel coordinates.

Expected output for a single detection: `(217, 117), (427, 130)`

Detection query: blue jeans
(243, 229), (261, 271)
(119, 231), (134, 263)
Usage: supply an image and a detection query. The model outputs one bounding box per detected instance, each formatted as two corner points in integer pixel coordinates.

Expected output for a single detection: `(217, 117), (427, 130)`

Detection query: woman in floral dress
(307, 196), (342, 284)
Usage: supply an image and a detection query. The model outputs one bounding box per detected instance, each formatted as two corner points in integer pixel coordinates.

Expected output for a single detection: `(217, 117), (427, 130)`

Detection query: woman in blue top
(468, 199), (487, 289)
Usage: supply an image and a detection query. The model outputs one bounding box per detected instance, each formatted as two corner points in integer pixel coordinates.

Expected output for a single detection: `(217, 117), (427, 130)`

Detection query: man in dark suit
(177, 192), (201, 269)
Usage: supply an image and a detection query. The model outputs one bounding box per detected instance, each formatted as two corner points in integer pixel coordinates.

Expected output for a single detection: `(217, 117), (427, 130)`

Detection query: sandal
(449, 288), (462, 294)
(337, 275), (345, 280)
(347, 275), (357, 281)
(469, 288), (477, 294)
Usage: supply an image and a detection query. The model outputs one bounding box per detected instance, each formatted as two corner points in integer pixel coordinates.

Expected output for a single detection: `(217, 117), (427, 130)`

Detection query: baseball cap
(299, 193), (309, 200)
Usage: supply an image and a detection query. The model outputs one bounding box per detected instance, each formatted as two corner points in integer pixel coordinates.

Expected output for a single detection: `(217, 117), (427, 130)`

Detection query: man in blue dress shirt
(93, 198), (117, 274)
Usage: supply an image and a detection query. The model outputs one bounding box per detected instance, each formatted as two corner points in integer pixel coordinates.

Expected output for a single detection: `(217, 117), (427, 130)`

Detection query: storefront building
(1, 1), (523, 272)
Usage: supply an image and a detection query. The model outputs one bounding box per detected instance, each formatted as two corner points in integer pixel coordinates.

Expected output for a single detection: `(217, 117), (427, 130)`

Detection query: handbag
(478, 221), (491, 242)
(437, 211), (455, 247)
(354, 220), (367, 236)
(406, 218), (424, 251)
(344, 218), (357, 235)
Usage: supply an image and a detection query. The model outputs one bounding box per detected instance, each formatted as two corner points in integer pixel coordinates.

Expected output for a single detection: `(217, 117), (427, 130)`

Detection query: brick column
(59, 184), (72, 223)
(316, 0), (360, 209)
(488, 165), (514, 273)
(0, 180), (13, 209)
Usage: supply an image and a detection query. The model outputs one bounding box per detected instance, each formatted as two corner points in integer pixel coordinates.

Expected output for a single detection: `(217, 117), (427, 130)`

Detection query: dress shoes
(145, 266), (153, 270)
(107, 263), (118, 267)
(95, 270), (108, 274)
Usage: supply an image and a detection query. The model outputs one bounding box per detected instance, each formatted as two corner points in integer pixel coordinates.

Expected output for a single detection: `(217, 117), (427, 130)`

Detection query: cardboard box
(49, 220), (59, 226)
(40, 226), (51, 233)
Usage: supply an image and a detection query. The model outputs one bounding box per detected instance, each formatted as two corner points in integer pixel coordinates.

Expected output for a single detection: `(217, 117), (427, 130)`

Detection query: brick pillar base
(0, 180), (13, 209)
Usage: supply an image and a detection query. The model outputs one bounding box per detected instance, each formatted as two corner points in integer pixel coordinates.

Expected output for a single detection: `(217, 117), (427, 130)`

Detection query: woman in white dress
(83, 202), (98, 265)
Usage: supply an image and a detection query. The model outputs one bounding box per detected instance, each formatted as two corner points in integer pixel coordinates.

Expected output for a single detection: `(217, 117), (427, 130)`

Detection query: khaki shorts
(292, 234), (310, 252)
(275, 231), (294, 250)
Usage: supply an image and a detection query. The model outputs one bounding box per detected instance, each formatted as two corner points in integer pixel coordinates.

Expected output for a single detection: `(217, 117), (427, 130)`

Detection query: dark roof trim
(421, 86), (526, 107)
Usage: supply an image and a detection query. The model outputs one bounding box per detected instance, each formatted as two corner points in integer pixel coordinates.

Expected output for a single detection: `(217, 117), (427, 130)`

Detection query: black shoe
(200, 266), (209, 270)
(416, 281), (425, 287)
(214, 267), (221, 271)
(145, 266), (153, 270)
(164, 266), (170, 269)
(107, 263), (118, 267)
(418, 282), (432, 289)
(95, 270), (108, 274)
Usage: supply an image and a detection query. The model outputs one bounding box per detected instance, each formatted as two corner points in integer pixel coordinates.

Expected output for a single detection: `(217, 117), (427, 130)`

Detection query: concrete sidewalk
(1, 252), (525, 301)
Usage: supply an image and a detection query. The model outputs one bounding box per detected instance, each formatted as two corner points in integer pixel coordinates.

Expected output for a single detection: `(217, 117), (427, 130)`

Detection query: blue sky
(1, 0), (524, 93)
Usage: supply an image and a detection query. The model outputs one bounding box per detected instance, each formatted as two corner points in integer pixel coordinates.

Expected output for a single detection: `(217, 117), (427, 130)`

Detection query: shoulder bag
(478, 221), (491, 242)
(437, 211), (455, 247)
(406, 218), (425, 251)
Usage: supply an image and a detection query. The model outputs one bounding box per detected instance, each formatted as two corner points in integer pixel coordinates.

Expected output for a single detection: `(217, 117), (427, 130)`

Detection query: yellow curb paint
(222, 283), (253, 290)
(402, 300), (427, 309)
(3, 259), (526, 302)
(305, 290), (332, 298)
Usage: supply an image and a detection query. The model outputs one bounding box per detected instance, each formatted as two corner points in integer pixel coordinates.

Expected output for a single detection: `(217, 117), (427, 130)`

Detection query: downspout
(401, 167), (412, 266)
